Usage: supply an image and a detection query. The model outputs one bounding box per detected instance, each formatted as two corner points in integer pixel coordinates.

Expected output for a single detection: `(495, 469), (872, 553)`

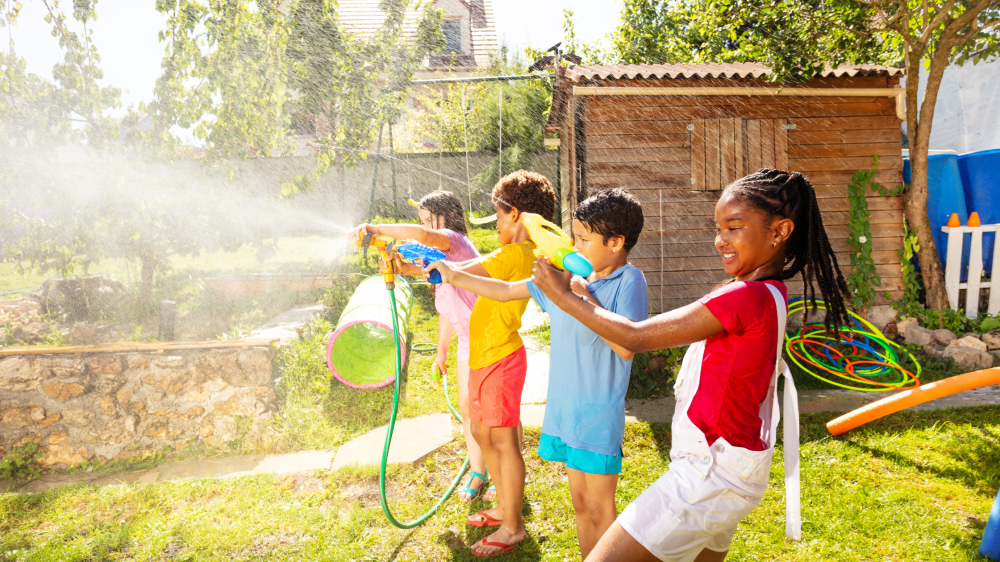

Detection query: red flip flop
(467, 509), (503, 528)
(472, 537), (519, 558)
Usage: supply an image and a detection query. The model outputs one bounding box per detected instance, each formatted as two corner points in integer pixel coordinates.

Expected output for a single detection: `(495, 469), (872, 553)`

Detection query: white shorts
(617, 455), (765, 562)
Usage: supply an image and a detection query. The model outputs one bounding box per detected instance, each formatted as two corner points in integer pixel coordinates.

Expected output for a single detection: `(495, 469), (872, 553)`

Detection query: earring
(772, 242), (777, 248)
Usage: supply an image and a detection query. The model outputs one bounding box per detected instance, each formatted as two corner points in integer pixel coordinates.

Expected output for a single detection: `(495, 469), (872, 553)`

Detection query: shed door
(690, 118), (790, 191)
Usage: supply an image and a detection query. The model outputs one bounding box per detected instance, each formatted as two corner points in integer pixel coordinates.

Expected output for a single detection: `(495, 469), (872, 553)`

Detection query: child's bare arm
(349, 223), (451, 252)
(532, 258), (724, 352)
(571, 278), (635, 361)
(425, 261), (530, 302)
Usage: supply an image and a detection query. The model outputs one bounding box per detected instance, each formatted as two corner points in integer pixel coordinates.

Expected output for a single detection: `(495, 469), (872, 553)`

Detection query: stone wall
(0, 343), (276, 467)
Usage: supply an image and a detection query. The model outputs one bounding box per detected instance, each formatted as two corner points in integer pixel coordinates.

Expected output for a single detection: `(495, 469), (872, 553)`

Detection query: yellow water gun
(521, 213), (593, 278)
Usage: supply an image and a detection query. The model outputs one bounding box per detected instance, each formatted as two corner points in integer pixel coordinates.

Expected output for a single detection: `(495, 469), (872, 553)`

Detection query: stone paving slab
(519, 300), (550, 405)
(1, 449), (339, 494)
(331, 413), (454, 470)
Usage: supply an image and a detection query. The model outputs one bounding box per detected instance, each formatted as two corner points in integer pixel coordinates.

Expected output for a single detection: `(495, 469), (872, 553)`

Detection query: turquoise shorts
(538, 433), (622, 475)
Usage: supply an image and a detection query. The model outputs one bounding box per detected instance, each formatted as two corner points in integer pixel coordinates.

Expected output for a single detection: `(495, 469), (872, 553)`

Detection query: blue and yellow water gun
(361, 233), (446, 284)
(521, 213), (594, 278)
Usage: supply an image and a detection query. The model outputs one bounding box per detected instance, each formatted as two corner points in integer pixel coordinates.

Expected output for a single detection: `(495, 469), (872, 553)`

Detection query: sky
(7, 0), (622, 115)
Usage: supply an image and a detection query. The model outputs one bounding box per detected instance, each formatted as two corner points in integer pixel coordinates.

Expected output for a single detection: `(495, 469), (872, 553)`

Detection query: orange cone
(947, 213), (961, 227)
(969, 212), (981, 227)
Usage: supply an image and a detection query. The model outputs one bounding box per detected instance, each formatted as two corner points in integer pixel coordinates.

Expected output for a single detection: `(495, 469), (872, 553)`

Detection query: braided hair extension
(723, 169), (851, 334)
(418, 190), (468, 236)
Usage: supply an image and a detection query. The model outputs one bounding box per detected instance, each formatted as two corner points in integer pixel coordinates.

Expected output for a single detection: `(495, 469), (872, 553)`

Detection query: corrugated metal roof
(338, 0), (497, 69)
(561, 62), (905, 82)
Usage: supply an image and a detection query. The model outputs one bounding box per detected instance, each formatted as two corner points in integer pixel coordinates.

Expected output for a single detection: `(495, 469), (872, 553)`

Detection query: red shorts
(469, 346), (527, 427)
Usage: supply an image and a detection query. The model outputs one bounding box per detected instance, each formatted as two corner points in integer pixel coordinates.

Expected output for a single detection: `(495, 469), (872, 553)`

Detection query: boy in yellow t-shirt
(431, 170), (554, 557)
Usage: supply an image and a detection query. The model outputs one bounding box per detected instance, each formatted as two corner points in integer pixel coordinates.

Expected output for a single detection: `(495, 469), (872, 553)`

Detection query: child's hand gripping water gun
(360, 232), (447, 284)
(521, 213), (594, 278)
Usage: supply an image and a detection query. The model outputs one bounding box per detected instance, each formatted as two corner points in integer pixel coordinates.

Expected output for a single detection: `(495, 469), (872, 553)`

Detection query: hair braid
(723, 169), (850, 335)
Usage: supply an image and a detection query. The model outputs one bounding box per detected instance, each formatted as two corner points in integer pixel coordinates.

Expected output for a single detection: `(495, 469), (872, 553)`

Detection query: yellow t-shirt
(469, 240), (537, 370)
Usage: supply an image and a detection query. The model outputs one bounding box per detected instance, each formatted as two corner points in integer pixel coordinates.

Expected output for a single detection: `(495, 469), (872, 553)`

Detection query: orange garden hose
(827, 367), (1000, 435)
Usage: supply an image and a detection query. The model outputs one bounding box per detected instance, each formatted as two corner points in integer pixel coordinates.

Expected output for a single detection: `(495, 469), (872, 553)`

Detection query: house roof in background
(338, 0), (497, 69)
(546, 62), (906, 133)
(560, 62), (905, 82)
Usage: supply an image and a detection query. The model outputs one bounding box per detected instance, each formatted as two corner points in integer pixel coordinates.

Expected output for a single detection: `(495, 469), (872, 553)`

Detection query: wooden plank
(818, 209), (904, 226)
(791, 155), (904, 172)
(691, 120), (706, 191)
(641, 200), (718, 218)
(653, 237), (903, 259)
(790, 128), (902, 145)
(814, 183), (911, 198)
(588, 134), (691, 149)
(802, 169), (902, 185)
(705, 119), (721, 191)
(733, 118), (744, 178)
(588, 147), (691, 163)
(659, 270), (732, 286)
(588, 161), (692, 176)
(630, 190), (721, 203)
(644, 214), (717, 231)
(747, 119), (762, 173)
(720, 118), (736, 187)
(586, 100), (896, 123)
(789, 142), (902, 159)
(775, 118), (788, 170)
(587, 75), (894, 90)
(761, 119), (776, 168)
(816, 197), (902, 212)
(787, 115), (900, 131)
(588, 121), (693, 136)
(586, 94), (887, 109)
(827, 223), (901, 238)
(589, 176), (693, 190)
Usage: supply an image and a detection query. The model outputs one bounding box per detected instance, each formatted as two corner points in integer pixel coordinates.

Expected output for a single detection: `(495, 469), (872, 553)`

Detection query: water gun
(521, 213), (594, 278)
(360, 232), (446, 284)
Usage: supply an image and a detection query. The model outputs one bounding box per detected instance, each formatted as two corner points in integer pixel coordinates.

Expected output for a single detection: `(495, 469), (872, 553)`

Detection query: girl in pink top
(350, 191), (489, 503)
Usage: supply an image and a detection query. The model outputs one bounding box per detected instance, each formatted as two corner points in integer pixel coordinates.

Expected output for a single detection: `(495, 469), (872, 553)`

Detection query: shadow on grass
(798, 407), (1000, 492)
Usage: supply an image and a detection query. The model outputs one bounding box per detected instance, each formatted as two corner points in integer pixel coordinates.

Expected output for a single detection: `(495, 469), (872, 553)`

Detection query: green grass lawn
(4, 223), (998, 560)
(1, 408), (997, 561)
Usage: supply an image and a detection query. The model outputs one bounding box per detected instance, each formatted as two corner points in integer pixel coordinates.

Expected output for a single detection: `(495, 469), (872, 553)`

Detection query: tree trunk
(903, 43), (951, 311)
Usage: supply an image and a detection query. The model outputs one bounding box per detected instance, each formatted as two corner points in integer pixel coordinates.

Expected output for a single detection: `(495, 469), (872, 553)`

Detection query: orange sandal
(466, 509), (503, 528)
(472, 536), (519, 558)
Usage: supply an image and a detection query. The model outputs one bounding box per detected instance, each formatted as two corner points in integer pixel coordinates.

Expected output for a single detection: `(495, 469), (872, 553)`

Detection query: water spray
(353, 233), (470, 529)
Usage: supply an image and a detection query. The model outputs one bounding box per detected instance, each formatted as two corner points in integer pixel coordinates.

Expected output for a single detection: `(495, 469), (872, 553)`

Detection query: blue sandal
(460, 470), (488, 501)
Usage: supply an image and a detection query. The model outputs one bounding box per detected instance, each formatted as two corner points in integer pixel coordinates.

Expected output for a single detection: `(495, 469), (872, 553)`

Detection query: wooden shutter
(691, 118), (789, 190)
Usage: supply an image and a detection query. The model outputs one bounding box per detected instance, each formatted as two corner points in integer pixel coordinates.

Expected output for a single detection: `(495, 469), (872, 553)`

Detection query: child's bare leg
(471, 421), (505, 520)
(457, 362), (487, 503)
(584, 522), (659, 562)
(568, 468), (619, 559)
(483, 419), (521, 502)
(693, 549), (727, 561)
(472, 426), (527, 555)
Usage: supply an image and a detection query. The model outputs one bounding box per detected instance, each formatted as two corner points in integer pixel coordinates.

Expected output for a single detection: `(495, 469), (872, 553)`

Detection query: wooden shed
(547, 62), (906, 314)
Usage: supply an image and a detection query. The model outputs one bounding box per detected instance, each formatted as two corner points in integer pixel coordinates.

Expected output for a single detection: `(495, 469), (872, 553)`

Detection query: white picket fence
(942, 222), (1000, 319)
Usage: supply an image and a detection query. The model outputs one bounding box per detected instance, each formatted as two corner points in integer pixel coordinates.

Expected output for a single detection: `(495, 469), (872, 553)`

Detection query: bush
(0, 442), (42, 480)
(628, 347), (686, 399)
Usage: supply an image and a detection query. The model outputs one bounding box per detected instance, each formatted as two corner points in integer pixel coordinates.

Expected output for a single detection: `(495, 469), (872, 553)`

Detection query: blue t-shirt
(526, 263), (649, 456)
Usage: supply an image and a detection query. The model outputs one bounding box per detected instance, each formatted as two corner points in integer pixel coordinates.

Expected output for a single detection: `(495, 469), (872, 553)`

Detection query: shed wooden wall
(559, 76), (904, 314)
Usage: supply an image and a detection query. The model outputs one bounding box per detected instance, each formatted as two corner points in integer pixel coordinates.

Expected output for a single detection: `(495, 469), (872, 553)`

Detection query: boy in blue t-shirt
(426, 189), (647, 559)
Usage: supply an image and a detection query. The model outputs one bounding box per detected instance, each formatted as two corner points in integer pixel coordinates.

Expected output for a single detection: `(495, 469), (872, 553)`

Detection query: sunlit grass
(1, 409), (997, 561)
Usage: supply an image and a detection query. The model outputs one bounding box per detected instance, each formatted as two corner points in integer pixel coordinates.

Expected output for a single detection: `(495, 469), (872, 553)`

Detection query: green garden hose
(379, 288), (469, 529)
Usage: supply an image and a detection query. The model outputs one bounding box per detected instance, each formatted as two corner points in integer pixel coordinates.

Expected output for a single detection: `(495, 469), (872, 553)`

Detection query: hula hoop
(784, 298), (921, 392)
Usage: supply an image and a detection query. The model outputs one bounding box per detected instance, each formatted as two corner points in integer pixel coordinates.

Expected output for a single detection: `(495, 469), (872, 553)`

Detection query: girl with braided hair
(532, 169), (849, 562)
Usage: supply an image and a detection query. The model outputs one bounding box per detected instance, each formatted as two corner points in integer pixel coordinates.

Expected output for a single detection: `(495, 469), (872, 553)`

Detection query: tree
(609, 0), (1000, 310)
(405, 47), (553, 207)
(280, 0), (444, 194)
